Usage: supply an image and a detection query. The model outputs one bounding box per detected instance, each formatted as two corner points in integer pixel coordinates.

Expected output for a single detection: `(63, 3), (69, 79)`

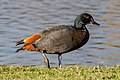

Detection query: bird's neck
(74, 22), (87, 30)
(74, 16), (85, 29)
(74, 21), (85, 29)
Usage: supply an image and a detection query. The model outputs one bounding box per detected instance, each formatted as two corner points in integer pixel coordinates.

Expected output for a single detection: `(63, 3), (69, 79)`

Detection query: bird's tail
(16, 39), (24, 46)
(15, 44), (36, 53)
(16, 34), (41, 52)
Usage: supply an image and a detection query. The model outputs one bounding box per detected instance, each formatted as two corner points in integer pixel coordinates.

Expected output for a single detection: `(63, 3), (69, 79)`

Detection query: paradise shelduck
(16, 13), (100, 68)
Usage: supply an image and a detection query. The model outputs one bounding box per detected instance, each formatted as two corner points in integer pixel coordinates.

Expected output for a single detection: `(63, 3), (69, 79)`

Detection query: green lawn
(0, 65), (120, 80)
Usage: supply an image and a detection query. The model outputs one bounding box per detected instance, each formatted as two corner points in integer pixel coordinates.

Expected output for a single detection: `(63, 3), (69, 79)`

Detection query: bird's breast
(69, 27), (90, 51)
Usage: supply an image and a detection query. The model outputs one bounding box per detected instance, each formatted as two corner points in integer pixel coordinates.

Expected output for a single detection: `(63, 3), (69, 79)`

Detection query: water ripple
(101, 42), (120, 48)
(0, 0), (120, 67)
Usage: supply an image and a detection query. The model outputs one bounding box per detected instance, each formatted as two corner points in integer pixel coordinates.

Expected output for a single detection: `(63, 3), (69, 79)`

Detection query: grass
(0, 65), (120, 80)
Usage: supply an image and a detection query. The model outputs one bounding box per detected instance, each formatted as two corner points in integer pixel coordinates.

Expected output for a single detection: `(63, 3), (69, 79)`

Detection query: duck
(16, 13), (100, 68)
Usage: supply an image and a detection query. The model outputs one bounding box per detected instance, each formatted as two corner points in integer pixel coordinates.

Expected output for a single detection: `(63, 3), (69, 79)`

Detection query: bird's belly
(35, 30), (75, 54)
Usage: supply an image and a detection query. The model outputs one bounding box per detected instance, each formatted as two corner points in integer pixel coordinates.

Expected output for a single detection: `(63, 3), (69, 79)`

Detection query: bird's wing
(34, 25), (87, 54)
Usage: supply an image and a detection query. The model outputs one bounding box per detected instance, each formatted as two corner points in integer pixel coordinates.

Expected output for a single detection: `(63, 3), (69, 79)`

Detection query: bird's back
(34, 25), (89, 54)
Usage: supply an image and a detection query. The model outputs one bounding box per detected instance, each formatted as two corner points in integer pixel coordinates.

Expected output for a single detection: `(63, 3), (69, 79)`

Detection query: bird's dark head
(74, 13), (100, 28)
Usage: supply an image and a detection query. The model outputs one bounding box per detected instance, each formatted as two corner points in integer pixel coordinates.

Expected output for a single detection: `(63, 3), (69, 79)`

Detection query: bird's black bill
(92, 21), (100, 26)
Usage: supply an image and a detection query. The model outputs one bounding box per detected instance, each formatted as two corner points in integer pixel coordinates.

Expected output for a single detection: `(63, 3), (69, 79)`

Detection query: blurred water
(0, 0), (120, 67)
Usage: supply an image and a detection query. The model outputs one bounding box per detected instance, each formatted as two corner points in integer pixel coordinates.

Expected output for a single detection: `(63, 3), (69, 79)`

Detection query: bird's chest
(72, 29), (88, 44)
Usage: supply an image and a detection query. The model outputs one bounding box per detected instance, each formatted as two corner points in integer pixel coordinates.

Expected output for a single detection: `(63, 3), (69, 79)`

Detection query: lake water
(0, 0), (120, 67)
